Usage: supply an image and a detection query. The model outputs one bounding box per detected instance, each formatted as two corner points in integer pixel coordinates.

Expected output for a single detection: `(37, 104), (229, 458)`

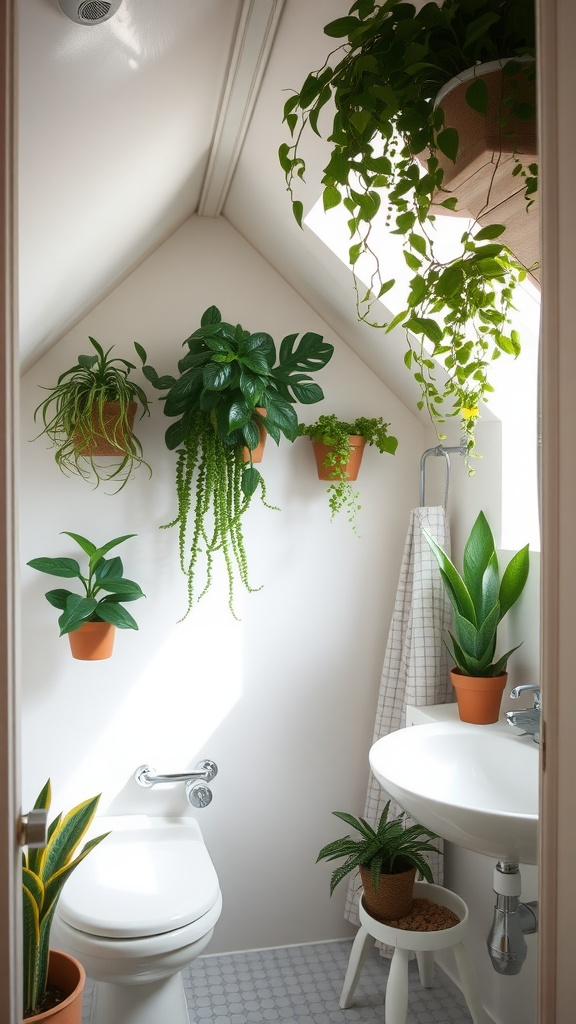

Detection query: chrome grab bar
(134, 760), (218, 788)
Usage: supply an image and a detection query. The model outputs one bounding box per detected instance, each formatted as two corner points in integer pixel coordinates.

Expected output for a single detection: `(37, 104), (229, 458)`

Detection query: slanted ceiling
(20, 0), (425, 414)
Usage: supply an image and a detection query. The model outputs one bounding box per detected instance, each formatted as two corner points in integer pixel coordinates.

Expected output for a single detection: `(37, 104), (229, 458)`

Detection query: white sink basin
(369, 722), (539, 864)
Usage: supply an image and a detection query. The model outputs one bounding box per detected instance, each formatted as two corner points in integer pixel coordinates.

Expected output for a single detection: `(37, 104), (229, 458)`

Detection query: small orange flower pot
(67, 622), (115, 661)
(311, 435), (366, 481)
(26, 949), (86, 1022)
(450, 669), (508, 725)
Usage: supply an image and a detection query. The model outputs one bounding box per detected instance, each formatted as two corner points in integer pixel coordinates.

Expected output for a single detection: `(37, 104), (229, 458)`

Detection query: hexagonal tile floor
(81, 938), (474, 1023)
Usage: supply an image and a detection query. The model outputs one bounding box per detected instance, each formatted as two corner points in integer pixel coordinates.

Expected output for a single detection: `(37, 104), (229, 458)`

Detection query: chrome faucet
(505, 684), (540, 743)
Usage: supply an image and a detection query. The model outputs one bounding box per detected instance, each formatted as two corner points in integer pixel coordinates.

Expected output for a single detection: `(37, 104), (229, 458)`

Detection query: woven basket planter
(359, 864), (416, 922)
(73, 401), (137, 457)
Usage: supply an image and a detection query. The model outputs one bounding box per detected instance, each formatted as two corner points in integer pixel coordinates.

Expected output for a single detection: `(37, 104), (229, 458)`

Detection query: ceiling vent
(58, 0), (123, 24)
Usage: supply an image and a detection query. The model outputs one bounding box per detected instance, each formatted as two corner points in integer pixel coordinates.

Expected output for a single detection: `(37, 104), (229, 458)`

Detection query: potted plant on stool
(317, 801), (439, 922)
(299, 414), (398, 530)
(27, 531), (145, 660)
(423, 510), (529, 723)
(23, 780), (109, 1021)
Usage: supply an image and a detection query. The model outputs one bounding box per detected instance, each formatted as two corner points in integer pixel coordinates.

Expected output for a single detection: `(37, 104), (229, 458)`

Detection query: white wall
(19, 213), (424, 954)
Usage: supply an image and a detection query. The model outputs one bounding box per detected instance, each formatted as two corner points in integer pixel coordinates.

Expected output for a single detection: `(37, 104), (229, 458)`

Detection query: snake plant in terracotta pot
(317, 802), (439, 922)
(23, 780), (109, 1021)
(299, 414), (398, 530)
(27, 531), (145, 660)
(280, 0), (537, 459)
(140, 304), (333, 617)
(33, 336), (151, 491)
(423, 510), (529, 723)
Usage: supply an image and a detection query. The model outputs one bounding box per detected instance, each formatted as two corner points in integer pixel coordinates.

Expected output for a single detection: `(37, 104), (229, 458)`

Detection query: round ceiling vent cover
(58, 0), (123, 24)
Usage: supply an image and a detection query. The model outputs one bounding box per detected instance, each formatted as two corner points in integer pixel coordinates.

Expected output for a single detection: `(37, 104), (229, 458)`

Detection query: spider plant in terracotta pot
(140, 304), (333, 617)
(317, 802), (439, 922)
(27, 531), (145, 660)
(280, 0), (537, 459)
(299, 414), (398, 530)
(423, 510), (529, 723)
(33, 336), (151, 491)
(23, 780), (109, 1021)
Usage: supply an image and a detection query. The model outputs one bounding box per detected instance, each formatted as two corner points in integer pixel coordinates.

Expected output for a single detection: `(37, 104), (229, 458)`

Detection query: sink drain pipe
(487, 862), (538, 975)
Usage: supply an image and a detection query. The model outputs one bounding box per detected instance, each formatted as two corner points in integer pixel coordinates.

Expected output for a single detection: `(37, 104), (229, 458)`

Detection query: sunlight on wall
(306, 198), (541, 551)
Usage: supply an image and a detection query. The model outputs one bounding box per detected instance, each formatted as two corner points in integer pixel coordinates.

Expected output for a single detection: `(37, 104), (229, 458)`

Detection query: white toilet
(52, 814), (222, 1024)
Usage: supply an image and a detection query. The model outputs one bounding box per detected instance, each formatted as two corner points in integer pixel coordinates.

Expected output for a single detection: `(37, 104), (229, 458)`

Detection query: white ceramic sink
(369, 722), (539, 864)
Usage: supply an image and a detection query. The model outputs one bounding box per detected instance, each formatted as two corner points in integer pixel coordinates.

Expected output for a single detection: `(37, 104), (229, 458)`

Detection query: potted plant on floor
(23, 779), (109, 1021)
(33, 336), (151, 491)
(423, 510), (529, 723)
(280, 0), (537, 458)
(317, 801), (439, 922)
(299, 414), (398, 530)
(140, 304), (333, 617)
(27, 531), (145, 660)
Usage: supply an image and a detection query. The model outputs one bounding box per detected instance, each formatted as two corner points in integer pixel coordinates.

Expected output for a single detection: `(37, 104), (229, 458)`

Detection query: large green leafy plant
(317, 801), (439, 895)
(299, 414), (398, 528)
(141, 305), (333, 615)
(33, 336), (151, 491)
(280, 0), (537, 455)
(27, 531), (145, 636)
(22, 780), (109, 1018)
(423, 510), (529, 676)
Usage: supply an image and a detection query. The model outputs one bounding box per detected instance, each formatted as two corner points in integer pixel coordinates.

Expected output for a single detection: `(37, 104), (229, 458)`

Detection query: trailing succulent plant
(299, 414), (398, 529)
(27, 531), (144, 636)
(22, 780), (109, 1018)
(317, 801), (439, 895)
(280, 0), (537, 458)
(33, 336), (151, 491)
(140, 305), (333, 616)
(423, 510), (529, 676)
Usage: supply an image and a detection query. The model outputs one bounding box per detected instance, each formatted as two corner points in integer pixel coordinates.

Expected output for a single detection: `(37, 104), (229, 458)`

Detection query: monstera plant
(141, 305), (333, 616)
(280, 0), (537, 457)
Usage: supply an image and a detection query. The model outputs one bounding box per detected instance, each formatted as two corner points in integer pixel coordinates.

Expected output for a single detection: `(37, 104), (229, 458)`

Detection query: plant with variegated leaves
(423, 510), (529, 676)
(22, 780), (109, 1018)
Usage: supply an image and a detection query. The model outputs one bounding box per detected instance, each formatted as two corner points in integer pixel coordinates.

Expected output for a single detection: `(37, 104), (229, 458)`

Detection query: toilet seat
(57, 815), (220, 939)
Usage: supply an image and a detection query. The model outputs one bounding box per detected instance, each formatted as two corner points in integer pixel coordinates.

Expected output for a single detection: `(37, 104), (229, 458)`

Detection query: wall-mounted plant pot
(67, 621), (115, 661)
(433, 58), (538, 281)
(73, 401), (137, 457)
(242, 407), (267, 464)
(311, 435), (366, 481)
(26, 949), (86, 1023)
(450, 669), (508, 725)
(359, 864), (416, 922)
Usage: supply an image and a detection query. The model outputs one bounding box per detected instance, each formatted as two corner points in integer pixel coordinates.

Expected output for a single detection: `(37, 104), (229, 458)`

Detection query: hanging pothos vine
(141, 305), (333, 617)
(279, 0), (537, 458)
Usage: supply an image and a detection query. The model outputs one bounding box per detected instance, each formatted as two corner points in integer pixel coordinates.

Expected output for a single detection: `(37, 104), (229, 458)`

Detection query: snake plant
(22, 780), (109, 1018)
(423, 510), (529, 676)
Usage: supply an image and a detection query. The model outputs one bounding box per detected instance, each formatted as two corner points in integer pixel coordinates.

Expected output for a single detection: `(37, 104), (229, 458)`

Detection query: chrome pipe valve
(134, 760), (218, 806)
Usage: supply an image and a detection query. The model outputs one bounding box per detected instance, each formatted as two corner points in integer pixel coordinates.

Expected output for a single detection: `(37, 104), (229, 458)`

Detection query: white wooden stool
(340, 881), (489, 1024)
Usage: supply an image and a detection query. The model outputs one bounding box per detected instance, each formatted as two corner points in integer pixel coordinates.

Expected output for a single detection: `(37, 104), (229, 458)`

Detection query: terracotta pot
(359, 864), (416, 922)
(311, 435), (366, 481)
(242, 407), (267, 464)
(25, 949), (86, 1023)
(433, 59), (539, 281)
(73, 401), (137, 457)
(450, 669), (508, 725)
(67, 621), (115, 661)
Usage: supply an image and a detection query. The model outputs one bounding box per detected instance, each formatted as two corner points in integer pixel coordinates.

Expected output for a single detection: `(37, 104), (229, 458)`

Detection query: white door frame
(0, 0), (21, 1021)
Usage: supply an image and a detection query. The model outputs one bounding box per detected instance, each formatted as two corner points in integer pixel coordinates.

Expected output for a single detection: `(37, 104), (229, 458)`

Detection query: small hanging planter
(450, 669), (508, 725)
(73, 400), (137, 457)
(67, 621), (116, 661)
(311, 435), (366, 482)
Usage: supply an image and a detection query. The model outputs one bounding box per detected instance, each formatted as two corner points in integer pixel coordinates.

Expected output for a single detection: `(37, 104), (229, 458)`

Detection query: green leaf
(462, 511), (495, 614)
(499, 545), (530, 619)
(241, 466), (261, 498)
(96, 578), (144, 599)
(58, 595), (98, 636)
(423, 531), (476, 623)
(44, 589), (74, 611)
(60, 532), (96, 557)
(464, 12), (500, 47)
(465, 77), (488, 115)
(323, 16), (360, 37)
(292, 200), (304, 228)
(96, 603), (139, 630)
(475, 224), (506, 241)
(27, 557), (82, 579)
(323, 185), (341, 212)
(89, 535), (136, 574)
(436, 127), (459, 163)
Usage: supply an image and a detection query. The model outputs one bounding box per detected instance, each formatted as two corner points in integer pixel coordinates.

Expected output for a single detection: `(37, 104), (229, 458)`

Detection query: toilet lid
(57, 817), (221, 938)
